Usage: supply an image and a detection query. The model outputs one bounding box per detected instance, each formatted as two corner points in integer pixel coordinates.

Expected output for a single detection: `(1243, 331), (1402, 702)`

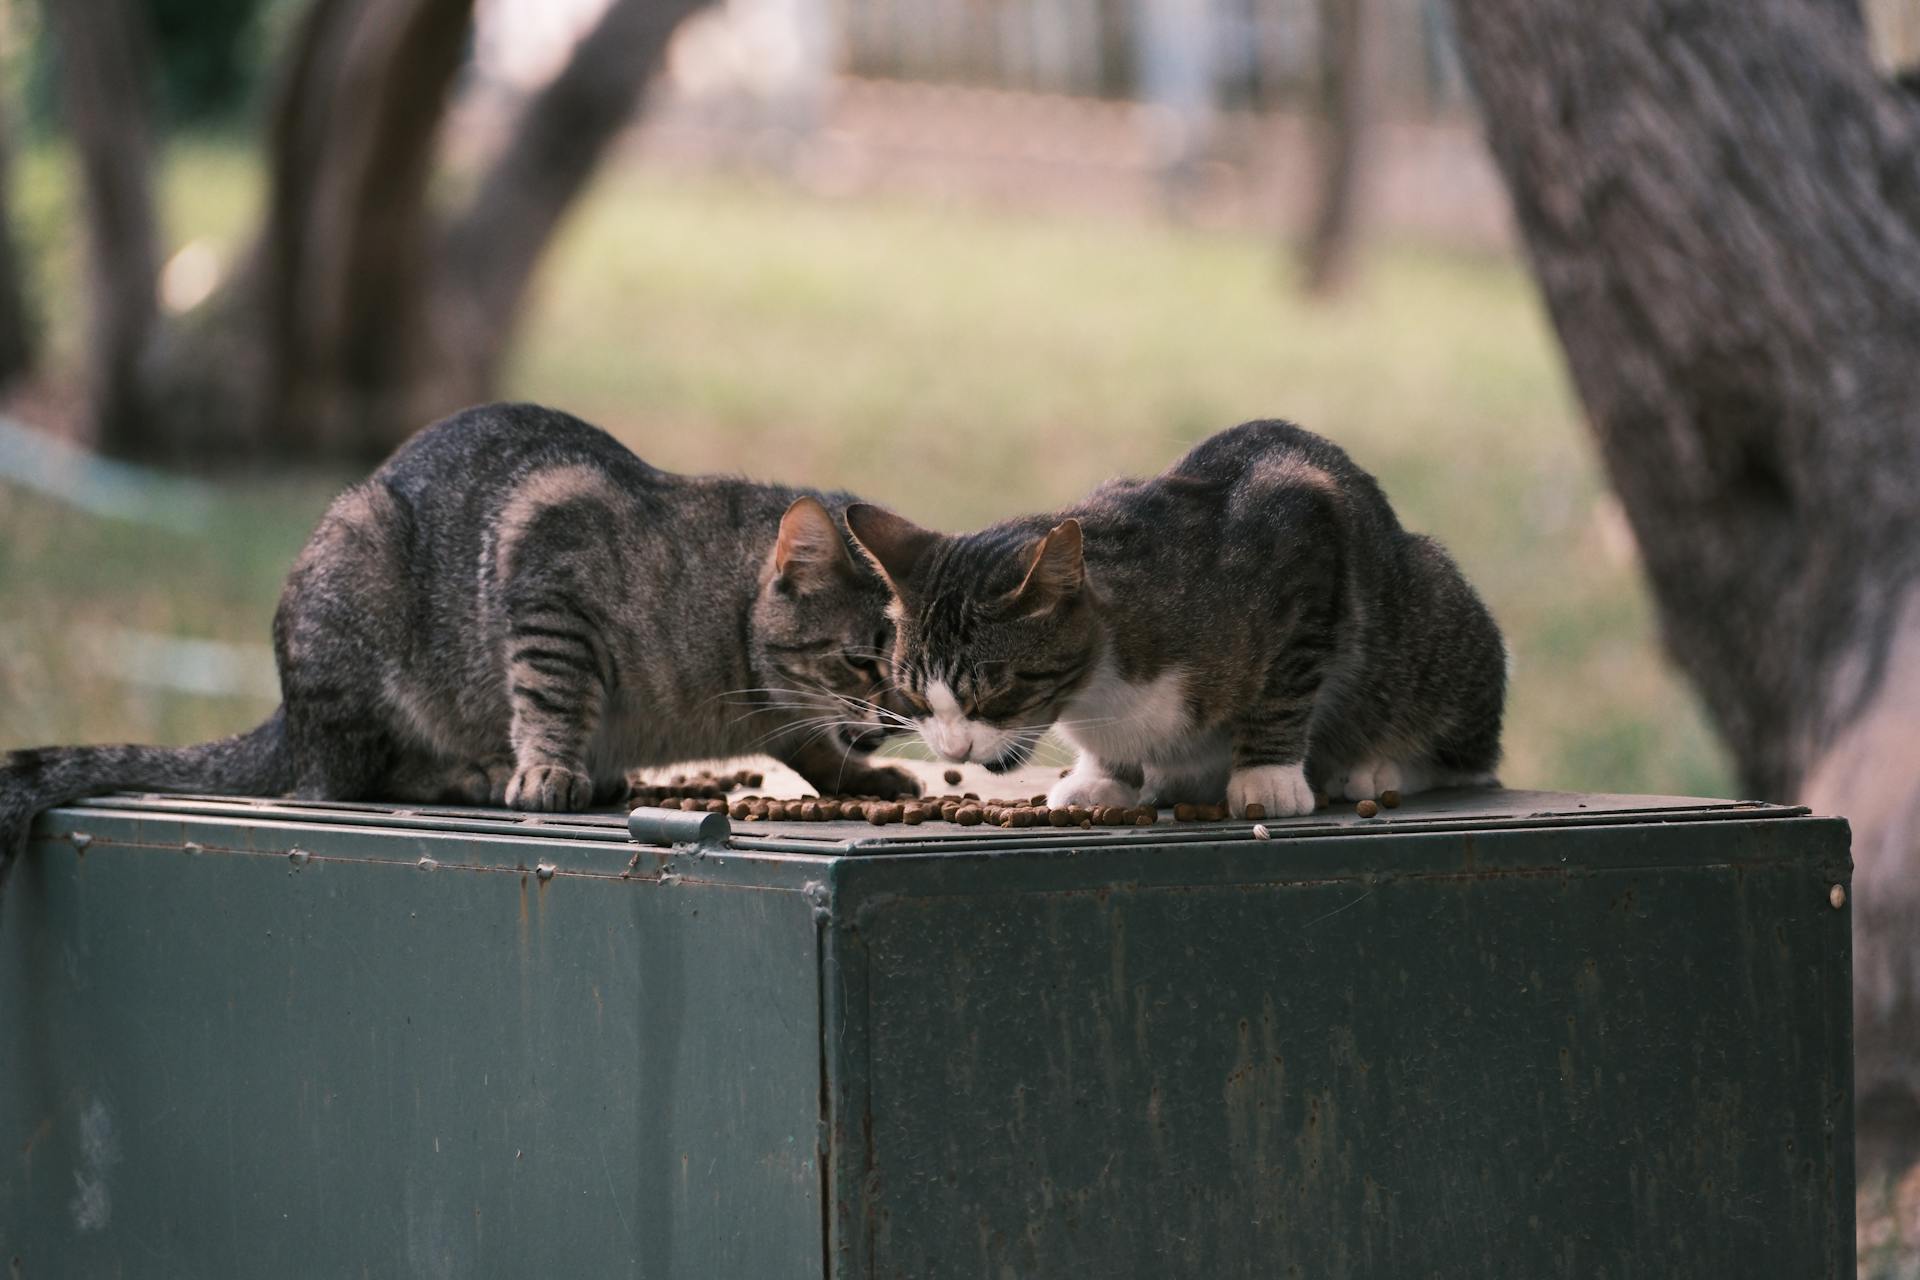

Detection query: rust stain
(19, 1114), (53, 1163)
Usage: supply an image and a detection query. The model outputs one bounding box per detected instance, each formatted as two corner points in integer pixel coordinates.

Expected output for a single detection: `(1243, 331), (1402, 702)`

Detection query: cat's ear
(846, 504), (936, 595)
(773, 496), (855, 592)
(1009, 519), (1084, 614)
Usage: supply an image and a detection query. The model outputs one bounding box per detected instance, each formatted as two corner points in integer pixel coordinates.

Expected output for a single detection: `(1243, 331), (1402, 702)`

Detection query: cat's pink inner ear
(774, 496), (851, 588)
(1011, 518), (1084, 610)
(846, 503), (936, 594)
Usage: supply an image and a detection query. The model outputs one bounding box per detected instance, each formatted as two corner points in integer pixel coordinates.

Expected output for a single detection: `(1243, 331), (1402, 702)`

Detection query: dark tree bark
(1299, 0), (1375, 296)
(0, 101), (36, 387)
(252, 0), (475, 463)
(433, 0), (709, 407)
(46, 0), (160, 453)
(1445, 0), (1920, 1164)
(50, 0), (706, 466)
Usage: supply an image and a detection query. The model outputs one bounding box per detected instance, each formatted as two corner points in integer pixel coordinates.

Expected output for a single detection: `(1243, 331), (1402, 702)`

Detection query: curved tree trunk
(47, 0), (159, 453)
(432, 0), (709, 407)
(0, 100), (36, 387)
(253, 0), (475, 463)
(77, 0), (707, 467)
(1445, 0), (1920, 1164)
(1299, 0), (1375, 296)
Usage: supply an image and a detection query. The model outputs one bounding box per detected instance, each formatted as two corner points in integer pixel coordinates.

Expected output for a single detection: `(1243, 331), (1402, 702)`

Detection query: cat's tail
(0, 707), (294, 892)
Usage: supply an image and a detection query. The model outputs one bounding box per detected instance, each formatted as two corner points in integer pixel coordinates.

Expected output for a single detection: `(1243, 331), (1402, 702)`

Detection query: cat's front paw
(1227, 763), (1314, 819)
(837, 763), (923, 800)
(1048, 769), (1142, 811)
(505, 762), (594, 812)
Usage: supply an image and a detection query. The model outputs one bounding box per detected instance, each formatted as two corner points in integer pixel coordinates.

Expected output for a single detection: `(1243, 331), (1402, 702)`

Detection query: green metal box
(0, 787), (1852, 1276)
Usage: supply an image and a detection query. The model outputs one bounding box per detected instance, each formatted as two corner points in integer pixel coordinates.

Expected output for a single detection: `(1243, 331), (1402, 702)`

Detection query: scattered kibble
(1380, 790), (1402, 809)
(1243, 803), (1266, 821)
(635, 771), (1208, 832)
(1357, 799), (1380, 818)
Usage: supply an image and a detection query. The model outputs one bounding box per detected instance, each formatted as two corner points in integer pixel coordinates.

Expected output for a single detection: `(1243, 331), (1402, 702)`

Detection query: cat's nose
(921, 720), (970, 762)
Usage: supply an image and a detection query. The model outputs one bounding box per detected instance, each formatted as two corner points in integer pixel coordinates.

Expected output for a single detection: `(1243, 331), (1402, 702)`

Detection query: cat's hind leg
(385, 752), (517, 806)
(1327, 756), (1495, 802)
(1328, 758), (1422, 802)
(1140, 747), (1230, 807)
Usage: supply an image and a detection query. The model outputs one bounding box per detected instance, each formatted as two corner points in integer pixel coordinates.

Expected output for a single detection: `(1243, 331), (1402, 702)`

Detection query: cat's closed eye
(841, 655), (883, 680)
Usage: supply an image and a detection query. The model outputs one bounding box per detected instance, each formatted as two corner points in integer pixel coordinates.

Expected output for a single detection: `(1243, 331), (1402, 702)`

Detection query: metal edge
(728, 802), (1815, 857)
(818, 864), (878, 1280)
(815, 814), (1853, 908)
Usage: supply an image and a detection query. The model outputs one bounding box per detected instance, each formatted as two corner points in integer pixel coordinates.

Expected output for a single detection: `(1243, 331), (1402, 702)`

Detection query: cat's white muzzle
(917, 679), (1019, 764)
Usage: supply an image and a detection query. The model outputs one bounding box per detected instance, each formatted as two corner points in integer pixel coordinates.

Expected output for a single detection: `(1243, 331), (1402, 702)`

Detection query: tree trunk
(0, 100), (36, 388)
(253, 0), (475, 463)
(47, 0), (160, 454)
(51, 0), (708, 466)
(1298, 0), (1374, 296)
(1445, 0), (1920, 1164)
(432, 0), (708, 407)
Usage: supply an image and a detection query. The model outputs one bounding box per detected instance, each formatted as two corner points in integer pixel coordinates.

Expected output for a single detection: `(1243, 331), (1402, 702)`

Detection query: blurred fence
(838, 0), (1471, 115)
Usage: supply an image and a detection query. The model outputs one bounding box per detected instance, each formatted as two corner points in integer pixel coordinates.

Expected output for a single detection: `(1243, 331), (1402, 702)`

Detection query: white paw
(1227, 763), (1314, 819)
(1335, 758), (1405, 802)
(1048, 765), (1141, 810)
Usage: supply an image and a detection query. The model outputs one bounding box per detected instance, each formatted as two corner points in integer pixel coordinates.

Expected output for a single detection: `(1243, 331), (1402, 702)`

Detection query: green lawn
(0, 142), (1733, 799)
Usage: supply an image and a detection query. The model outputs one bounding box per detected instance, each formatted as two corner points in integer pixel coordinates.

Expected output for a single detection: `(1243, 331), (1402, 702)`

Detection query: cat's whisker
(829, 691), (918, 728)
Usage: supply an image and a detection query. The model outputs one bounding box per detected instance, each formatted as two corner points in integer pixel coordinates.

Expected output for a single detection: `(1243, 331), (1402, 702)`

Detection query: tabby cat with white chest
(845, 420), (1506, 818)
(0, 403), (918, 878)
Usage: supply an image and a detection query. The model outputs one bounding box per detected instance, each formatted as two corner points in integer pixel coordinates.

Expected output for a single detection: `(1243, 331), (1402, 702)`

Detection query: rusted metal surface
(0, 789), (1852, 1276)
(0, 802), (825, 1277)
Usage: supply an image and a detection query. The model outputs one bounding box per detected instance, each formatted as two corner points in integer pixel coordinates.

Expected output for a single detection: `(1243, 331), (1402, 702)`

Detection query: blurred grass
(0, 141), (1733, 798)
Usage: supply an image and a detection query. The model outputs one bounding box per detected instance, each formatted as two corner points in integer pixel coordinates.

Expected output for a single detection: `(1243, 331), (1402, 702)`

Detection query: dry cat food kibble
(1357, 799), (1380, 818)
(1243, 803), (1266, 820)
(1380, 789), (1402, 809)
(944, 769), (963, 786)
(629, 767), (764, 807)
(632, 775), (1279, 831)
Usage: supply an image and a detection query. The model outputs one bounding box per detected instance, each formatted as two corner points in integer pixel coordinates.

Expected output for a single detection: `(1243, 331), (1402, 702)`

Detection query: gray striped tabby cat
(845, 420), (1506, 818)
(0, 403), (917, 878)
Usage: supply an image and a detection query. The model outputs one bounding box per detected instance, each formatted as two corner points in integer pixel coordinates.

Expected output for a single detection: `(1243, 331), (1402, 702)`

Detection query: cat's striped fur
(0, 403), (917, 884)
(847, 420), (1506, 819)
